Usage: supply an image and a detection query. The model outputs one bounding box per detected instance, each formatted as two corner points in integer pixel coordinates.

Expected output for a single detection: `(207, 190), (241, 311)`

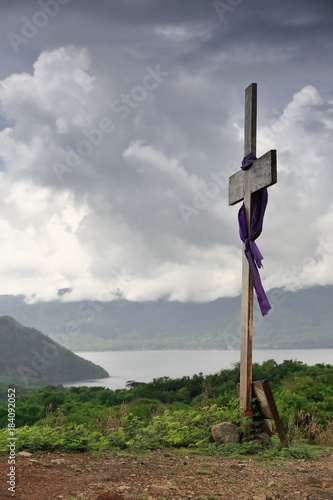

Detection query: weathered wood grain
(228, 150), (277, 205)
(228, 84), (277, 415)
(239, 83), (256, 415)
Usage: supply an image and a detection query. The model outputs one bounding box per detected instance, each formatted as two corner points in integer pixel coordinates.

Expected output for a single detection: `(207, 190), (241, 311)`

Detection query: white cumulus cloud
(0, 41), (333, 303)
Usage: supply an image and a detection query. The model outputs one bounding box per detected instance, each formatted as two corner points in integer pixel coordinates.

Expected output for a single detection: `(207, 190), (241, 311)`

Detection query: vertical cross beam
(240, 83), (257, 416)
(229, 84), (277, 417)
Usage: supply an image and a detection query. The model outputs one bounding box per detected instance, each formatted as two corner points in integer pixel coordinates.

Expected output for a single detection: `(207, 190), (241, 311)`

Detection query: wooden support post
(252, 380), (289, 447)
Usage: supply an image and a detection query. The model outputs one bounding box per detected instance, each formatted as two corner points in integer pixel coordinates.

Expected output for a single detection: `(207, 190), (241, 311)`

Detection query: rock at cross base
(211, 422), (240, 444)
(96, 492), (124, 500)
(253, 432), (271, 444)
(17, 451), (33, 457)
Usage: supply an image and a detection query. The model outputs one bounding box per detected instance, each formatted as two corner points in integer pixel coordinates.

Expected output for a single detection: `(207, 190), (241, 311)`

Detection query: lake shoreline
(74, 346), (330, 353)
(64, 349), (333, 391)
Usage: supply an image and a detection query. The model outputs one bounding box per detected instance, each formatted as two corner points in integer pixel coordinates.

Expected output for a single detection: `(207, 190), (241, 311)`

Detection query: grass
(189, 439), (331, 462)
(287, 409), (333, 446)
(1, 401), (333, 461)
(199, 462), (212, 467)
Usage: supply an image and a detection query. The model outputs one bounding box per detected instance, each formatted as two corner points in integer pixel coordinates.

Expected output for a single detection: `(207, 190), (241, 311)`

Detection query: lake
(64, 349), (333, 390)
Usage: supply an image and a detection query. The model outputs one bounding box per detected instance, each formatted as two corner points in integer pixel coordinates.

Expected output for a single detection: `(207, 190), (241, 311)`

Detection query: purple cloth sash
(238, 154), (271, 316)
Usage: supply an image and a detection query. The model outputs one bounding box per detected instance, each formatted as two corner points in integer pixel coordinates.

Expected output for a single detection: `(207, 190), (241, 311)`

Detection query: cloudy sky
(0, 0), (333, 304)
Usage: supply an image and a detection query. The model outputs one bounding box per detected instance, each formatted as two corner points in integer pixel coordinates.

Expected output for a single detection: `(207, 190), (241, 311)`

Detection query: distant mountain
(0, 285), (332, 351)
(0, 316), (109, 385)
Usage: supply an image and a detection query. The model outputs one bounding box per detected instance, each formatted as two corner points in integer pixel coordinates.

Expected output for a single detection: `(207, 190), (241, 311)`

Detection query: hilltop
(0, 316), (108, 385)
(1, 449), (332, 499)
(0, 359), (333, 498)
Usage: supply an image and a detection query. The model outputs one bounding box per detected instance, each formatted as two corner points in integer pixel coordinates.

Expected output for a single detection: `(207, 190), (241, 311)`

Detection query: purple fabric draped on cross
(238, 153), (271, 316)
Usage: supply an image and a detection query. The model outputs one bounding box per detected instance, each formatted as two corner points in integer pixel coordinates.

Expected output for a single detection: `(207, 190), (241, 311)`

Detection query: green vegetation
(0, 316), (109, 385)
(0, 360), (333, 458)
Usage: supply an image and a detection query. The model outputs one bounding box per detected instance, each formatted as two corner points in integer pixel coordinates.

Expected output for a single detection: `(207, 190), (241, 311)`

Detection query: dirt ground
(1, 449), (333, 500)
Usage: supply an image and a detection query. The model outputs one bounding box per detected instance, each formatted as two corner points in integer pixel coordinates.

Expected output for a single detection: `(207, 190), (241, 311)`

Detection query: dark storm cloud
(0, 0), (333, 301)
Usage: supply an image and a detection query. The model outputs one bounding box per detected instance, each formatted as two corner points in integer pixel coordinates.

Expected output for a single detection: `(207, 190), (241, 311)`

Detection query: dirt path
(1, 449), (333, 500)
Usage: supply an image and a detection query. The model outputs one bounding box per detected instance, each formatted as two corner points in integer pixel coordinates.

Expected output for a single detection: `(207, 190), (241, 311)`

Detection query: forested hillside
(0, 285), (332, 350)
(0, 316), (109, 385)
(0, 359), (333, 452)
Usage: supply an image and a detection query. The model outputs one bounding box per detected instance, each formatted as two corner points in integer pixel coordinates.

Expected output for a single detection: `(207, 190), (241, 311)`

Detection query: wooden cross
(228, 83), (277, 415)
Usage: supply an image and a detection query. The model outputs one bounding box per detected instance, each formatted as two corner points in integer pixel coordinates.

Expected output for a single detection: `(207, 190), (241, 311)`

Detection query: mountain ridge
(0, 285), (332, 351)
(0, 315), (109, 385)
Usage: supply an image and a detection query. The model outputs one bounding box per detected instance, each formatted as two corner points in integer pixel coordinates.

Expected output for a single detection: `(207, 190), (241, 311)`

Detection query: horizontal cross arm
(228, 150), (277, 206)
(228, 169), (244, 206)
(251, 149), (277, 194)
